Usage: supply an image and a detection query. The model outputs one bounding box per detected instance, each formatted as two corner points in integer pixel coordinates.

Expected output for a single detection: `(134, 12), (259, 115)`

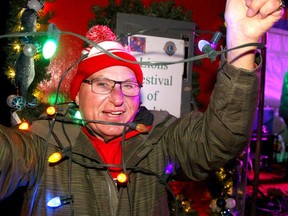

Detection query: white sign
(129, 35), (185, 117)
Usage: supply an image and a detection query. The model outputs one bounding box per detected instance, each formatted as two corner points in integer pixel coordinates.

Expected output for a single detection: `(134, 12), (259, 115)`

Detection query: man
(0, 0), (284, 215)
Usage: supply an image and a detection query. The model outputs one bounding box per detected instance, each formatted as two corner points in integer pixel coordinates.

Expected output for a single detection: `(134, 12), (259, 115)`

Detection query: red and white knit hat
(70, 25), (143, 100)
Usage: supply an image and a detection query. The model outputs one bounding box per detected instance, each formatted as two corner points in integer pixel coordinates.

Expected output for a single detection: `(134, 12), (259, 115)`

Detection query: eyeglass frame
(82, 78), (142, 97)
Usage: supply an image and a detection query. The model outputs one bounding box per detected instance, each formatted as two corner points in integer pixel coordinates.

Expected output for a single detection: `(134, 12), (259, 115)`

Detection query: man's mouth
(103, 111), (124, 116)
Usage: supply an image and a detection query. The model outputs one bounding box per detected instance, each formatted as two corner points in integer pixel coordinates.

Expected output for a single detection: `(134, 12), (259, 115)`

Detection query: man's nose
(109, 84), (124, 106)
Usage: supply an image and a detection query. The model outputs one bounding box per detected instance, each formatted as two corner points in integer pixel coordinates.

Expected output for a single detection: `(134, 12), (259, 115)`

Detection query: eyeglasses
(82, 78), (142, 97)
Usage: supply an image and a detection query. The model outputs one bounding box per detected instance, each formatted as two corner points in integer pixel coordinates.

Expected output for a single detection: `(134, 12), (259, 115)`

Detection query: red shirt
(83, 127), (144, 178)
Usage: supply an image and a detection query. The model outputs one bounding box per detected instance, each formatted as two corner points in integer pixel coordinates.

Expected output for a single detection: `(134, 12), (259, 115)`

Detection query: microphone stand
(250, 33), (267, 216)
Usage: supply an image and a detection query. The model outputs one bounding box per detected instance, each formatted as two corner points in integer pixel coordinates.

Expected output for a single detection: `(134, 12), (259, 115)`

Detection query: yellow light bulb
(18, 122), (30, 131)
(117, 173), (128, 183)
(48, 152), (62, 163)
(46, 106), (56, 116)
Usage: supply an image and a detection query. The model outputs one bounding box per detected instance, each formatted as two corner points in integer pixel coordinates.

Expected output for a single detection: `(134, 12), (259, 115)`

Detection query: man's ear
(75, 92), (80, 105)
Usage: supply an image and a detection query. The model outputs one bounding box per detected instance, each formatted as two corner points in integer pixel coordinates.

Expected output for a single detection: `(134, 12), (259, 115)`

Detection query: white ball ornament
(6, 95), (18, 108)
(27, 0), (43, 12)
(23, 44), (37, 57)
(225, 197), (236, 209)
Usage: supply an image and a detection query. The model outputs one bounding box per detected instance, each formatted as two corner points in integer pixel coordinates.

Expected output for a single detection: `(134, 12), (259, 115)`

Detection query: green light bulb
(42, 39), (57, 59)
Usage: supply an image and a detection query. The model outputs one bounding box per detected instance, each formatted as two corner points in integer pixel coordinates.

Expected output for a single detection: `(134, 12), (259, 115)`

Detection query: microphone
(198, 31), (222, 62)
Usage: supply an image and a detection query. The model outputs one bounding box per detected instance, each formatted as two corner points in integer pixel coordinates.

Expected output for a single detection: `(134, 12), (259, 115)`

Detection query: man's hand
(225, 0), (284, 69)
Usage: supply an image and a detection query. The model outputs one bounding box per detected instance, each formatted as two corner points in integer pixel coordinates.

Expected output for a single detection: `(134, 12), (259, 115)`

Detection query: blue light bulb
(47, 196), (61, 208)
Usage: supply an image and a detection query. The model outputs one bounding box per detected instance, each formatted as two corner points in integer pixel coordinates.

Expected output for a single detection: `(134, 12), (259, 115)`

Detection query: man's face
(75, 66), (141, 141)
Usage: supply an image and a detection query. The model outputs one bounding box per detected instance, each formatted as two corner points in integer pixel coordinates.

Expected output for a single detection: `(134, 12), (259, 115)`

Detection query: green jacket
(0, 61), (259, 215)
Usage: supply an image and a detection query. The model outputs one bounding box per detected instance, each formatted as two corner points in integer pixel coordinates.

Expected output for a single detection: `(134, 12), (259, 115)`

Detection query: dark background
(0, 1), (15, 127)
(0, 4), (37, 213)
